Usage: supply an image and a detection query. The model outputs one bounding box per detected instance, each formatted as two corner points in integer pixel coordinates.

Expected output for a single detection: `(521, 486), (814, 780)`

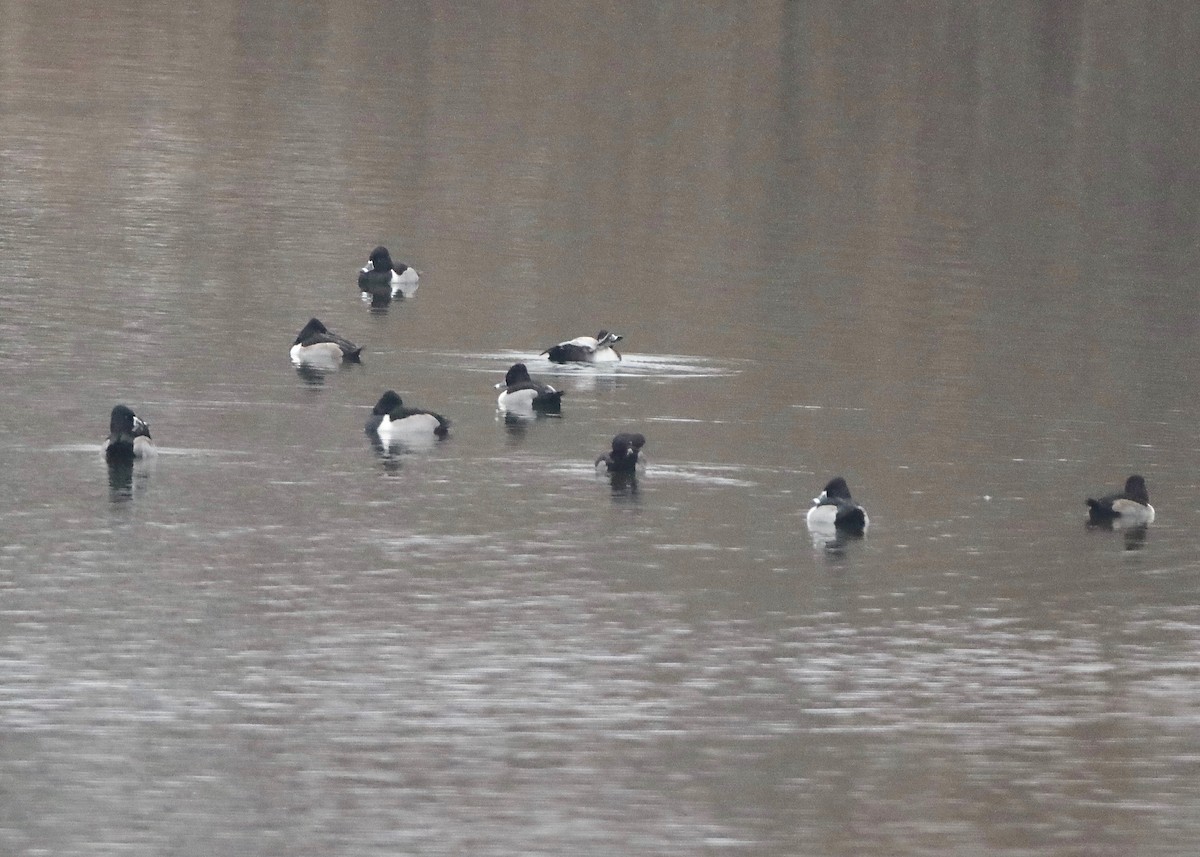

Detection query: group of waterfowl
(104, 246), (647, 477)
(103, 245), (1156, 536)
(798, 472), (1154, 539)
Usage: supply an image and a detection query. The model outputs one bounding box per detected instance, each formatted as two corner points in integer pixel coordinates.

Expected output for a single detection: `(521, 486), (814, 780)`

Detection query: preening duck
(495, 362), (564, 413)
(542, 330), (623, 363)
(290, 318), (362, 365)
(806, 477), (869, 535)
(1086, 474), (1154, 526)
(103, 404), (154, 461)
(595, 432), (646, 474)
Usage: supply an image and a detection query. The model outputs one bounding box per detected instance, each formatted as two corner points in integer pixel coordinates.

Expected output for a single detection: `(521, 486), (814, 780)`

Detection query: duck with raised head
(542, 330), (623, 364)
(495, 362), (564, 413)
(1086, 474), (1154, 526)
(366, 390), (449, 440)
(358, 245), (419, 298)
(595, 432), (646, 474)
(290, 318), (362, 366)
(103, 404), (155, 461)
(806, 477), (869, 535)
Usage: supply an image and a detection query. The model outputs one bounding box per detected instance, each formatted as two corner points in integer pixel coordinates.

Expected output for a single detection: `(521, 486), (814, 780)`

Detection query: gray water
(2, 2), (1200, 855)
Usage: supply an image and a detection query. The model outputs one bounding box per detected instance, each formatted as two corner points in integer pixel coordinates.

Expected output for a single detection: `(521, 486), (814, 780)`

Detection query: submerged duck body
(103, 404), (154, 461)
(542, 330), (623, 364)
(358, 245), (419, 297)
(1086, 474), (1155, 526)
(595, 432), (646, 474)
(290, 317), (362, 365)
(806, 477), (869, 535)
(366, 390), (449, 439)
(495, 362), (564, 413)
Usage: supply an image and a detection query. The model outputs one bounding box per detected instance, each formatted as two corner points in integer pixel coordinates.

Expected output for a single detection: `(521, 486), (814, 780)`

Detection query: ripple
(43, 444), (248, 458)
(642, 463), (758, 488)
(435, 349), (744, 379)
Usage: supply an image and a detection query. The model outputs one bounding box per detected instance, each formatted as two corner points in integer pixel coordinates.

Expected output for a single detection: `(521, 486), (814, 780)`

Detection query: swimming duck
(495, 362), (564, 413)
(1086, 474), (1154, 526)
(103, 404), (154, 461)
(595, 432), (646, 474)
(542, 330), (623, 363)
(806, 477), (869, 535)
(366, 390), (449, 439)
(290, 318), (362, 365)
(358, 246), (419, 297)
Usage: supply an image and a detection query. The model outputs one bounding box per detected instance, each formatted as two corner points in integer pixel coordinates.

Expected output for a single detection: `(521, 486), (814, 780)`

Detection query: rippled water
(2, 2), (1200, 855)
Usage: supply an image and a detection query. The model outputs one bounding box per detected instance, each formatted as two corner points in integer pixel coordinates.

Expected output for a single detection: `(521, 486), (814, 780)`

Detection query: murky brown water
(2, 2), (1199, 854)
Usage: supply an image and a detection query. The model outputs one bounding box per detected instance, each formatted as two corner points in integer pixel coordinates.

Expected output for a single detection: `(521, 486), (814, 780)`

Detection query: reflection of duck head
(366, 434), (408, 474)
(806, 519), (864, 554)
(105, 438), (156, 503)
(107, 457), (135, 501)
(607, 469), (640, 498)
(360, 286), (393, 310)
(1122, 525), (1149, 551)
(499, 411), (531, 444)
(294, 363), (329, 386)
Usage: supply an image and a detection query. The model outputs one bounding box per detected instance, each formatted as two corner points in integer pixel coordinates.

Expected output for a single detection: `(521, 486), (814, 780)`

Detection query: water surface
(2, 2), (1200, 855)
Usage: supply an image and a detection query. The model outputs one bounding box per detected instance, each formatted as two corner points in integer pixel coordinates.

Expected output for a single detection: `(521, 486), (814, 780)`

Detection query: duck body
(495, 362), (564, 413)
(103, 404), (155, 461)
(366, 390), (449, 440)
(806, 477), (868, 535)
(358, 246), (419, 297)
(595, 432), (646, 474)
(1086, 474), (1155, 525)
(290, 317), (362, 366)
(542, 330), (623, 364)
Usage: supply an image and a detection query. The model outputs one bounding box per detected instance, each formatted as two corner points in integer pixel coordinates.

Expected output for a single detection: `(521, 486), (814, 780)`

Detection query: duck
(542, 330), (623, 363)
(595, 432), (646, 474)
(358, 245), (419, 297)
(290, 318), (362, 366)
(103, 404), (154, 461)
(806, 477), (869, 535)
(495, 362), (564, 413)
(366, 390), (449, 440)
(1086, 474), (1155, 526)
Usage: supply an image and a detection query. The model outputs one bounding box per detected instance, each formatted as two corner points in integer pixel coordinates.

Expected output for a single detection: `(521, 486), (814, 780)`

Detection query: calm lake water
(2, 2), (1199, 855)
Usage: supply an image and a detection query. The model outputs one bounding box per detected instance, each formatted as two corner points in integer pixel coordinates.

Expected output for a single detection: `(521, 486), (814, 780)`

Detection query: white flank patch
(590, 348), (621, 363)
(498, 389), (538, 410)
(1111, 499), (1155, 524)
(290, 342), (343, 367)
(379, 413), (441, 436)
(806, 504), (839, 527)
(132, 437), (157, 459)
